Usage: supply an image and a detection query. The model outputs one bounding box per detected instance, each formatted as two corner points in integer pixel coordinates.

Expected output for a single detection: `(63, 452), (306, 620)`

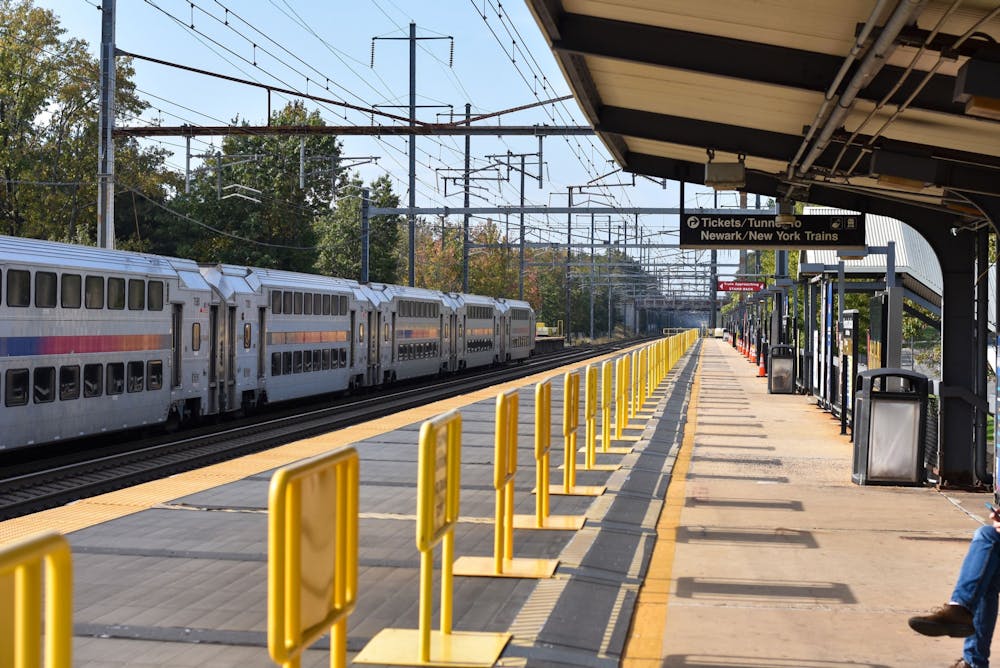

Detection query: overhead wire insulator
(449, 38), (454, 67)
(370, 39), (376, 68)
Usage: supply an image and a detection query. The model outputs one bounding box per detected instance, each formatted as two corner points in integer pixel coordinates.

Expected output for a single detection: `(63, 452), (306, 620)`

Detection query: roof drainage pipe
(795, 0), (928, 178)
(786, 0), (893, 179)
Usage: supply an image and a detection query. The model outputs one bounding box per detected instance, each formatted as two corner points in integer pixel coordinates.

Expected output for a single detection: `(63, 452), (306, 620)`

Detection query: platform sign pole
(454, 391), (559, 578)
(268, 446), (358, 668)
(0, 532), (73, 668)
(357, 411), (512, 666)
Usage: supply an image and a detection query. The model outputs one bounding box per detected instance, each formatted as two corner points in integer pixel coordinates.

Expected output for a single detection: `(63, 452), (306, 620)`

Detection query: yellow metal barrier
(268, 446), (358, 668)
(615, 356), (626, 440)
(454, 391), (558, 579)
(630, 350), (640, 418)
(550, 371), (605, 497)
(0, 532), (72, 668)
(598, 360), (633, 454)
(514, 379), (584, 531)
(357, 411), (511, 667)
(580, 364), (619, 472)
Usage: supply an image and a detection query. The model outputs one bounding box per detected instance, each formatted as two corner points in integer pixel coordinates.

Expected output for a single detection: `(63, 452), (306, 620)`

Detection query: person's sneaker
(949, 659), (973, 668)
(908, 604), (974, 637)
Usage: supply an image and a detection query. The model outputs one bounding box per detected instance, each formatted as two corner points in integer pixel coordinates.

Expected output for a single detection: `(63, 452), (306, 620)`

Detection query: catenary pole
(97, 0), (116, 249)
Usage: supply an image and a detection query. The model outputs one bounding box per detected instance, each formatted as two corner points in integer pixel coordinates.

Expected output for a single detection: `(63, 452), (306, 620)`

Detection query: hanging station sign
(680, 213), (866, 249)
(717, 281), (765, 292)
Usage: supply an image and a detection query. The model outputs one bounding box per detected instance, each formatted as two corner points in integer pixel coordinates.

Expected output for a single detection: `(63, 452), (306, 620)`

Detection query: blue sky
(40, 0), (741, 283)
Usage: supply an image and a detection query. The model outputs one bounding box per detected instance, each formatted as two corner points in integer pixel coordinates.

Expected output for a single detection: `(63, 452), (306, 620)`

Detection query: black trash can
(768, 344), (794, 394)
(852, 368), (929, 485)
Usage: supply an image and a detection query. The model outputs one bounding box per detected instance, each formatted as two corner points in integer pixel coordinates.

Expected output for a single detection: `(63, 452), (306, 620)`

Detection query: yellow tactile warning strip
(620, 348), (700, 667)
(0, 343), (652, 545)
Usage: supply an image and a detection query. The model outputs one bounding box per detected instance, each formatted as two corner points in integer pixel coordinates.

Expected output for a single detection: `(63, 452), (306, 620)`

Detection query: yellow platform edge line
(0, 341), (652, 544)
(620, 348), (700, 667)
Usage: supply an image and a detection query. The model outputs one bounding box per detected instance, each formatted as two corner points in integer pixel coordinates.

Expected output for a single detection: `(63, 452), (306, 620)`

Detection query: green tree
(314, 173), (402, 283)
(0, 0), (169, 243)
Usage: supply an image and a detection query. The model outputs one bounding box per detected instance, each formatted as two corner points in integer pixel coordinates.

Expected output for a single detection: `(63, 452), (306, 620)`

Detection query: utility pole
(97, 0), (116, 249)
(361, 187), (370, 283)
(519, 154), (526, 300)
(408, 22), (416, 286)
(590, 212), (595, 340)
(565, 188), (573, 340)
(371, 23), (451, 286)
(462, 103), (471, 293)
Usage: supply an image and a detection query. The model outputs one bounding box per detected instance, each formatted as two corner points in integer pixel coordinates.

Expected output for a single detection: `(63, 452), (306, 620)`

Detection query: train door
(367, 310), (380, 385)
(391, 312), (397, 363)
(172, 304), (183, 388)
(496, 316), (504, 362)
(449, 313), (457, 372)
(350, 310), (357, 372)
(257, 307), (266, 381)
(224, 305), (237, 411)
(208, 305), (219, 414)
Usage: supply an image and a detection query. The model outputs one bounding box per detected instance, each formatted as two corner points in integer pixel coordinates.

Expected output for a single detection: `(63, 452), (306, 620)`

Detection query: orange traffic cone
(757, 354), (766, 377)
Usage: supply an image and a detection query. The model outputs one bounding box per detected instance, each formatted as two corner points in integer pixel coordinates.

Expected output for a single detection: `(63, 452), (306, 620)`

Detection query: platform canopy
(525, 1), (1000, 225)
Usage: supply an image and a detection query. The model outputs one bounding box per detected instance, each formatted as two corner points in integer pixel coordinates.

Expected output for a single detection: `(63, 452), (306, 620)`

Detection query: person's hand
(991, 508), (1000, 532)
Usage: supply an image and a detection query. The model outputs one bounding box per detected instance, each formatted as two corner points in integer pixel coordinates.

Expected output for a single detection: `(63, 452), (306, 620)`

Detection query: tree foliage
(0, 0), (171, 243)
(315, 173), (402, 283)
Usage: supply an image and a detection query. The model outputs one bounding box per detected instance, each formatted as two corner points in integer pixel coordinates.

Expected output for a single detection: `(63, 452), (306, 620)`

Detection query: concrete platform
(622, 338), (992, 668)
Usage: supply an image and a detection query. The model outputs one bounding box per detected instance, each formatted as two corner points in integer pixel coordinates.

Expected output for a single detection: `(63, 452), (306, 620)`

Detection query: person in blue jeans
(909, 507), (1000, 668)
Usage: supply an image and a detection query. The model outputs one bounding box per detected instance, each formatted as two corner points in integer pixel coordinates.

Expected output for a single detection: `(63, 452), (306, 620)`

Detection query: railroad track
(0, 339), (646, 520)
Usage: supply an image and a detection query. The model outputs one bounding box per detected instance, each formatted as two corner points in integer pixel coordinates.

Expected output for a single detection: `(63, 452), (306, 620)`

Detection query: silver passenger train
(0, 236), (535, 450)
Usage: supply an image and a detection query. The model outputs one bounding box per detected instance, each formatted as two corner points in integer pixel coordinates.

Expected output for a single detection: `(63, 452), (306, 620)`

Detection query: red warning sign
(718, 281), (765, 292)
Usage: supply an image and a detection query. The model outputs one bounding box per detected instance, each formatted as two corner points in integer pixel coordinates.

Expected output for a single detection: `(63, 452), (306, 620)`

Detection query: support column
(97, 0), (116, 249)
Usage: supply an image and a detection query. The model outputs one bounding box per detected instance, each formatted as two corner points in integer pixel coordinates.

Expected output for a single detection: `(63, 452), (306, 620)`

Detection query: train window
(83, 364), (102, 397)
(322, 294), (331, 315)
(61, 274), (82, 308)
(5, 369), (28, 406)
(315, 294), (323, 315)
(108, 278), (125, 310)
(85, 276), (104, 309)
(293, 292), (303, 314)
(128, 279), (145, 310)
(191, 323), (201, 351)
(303, 293), (313, 315)
(272, 291), (282, 314)
(106, 363), (124, 395)
(243, 323), (252, 349)
(384, 322), (389, 342)
(147, 361), (163, 391)
(322, 349), (331, 370)
(59, 365), (80, 401)
(303, 351), (312, 372)
(127, 361), (144, 392)
(148, 281), (164, 311)
(339, 349), (347, 366)
(313, 349), (322, 370)
(340, 296), (348, 314)
(37, 272), (58, 308)
(7, 269), (29, 307)
(33, 367), (55, 403)
(283, 291), (293, 314)
(359, 323), (365, 342)
(282, 351), (292, 374)
(271, 352), (281, 376)
(293, 351), (303, 373)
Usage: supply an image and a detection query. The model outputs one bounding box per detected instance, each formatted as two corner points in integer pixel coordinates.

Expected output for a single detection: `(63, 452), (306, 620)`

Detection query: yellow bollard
(580, 365), (619, 471)
(0, 532), (72, 668)
(357, 411), (512, 666)
(454, 391), (559, 578)
(601, 359), (633, 453)
(268, 446), (358, 668)
(515, 378), (585, 530)
(550, 371), (605, 497)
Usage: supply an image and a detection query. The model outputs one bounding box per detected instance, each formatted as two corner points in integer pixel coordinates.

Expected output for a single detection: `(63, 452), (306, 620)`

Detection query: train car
(0, 236), (540, 450)
(233, 267), (365, 402)
(455, 293), (499, 369)
(0, 236), (212, 448)
(500, 298), (535, 362)
(377, 284), (449, 382)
